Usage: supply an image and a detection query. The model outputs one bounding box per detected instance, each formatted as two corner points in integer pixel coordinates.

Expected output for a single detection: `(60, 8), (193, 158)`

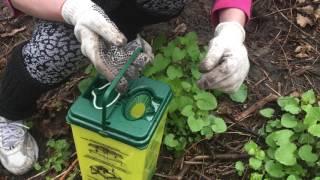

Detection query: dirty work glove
(85, 34), (153, 93)
(197, 22), (250, 93)
(61, 0), (127, 47)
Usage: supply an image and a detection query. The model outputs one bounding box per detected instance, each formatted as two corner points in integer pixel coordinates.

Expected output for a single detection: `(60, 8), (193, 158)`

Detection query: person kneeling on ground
(0, 0), (251, 175)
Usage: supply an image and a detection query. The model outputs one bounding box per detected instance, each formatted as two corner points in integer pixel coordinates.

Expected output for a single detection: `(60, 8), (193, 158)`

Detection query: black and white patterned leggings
(0, 0), (185, 120)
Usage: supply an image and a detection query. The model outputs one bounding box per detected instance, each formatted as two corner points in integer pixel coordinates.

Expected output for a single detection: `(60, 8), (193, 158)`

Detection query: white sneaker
(0, 117), (38, 175)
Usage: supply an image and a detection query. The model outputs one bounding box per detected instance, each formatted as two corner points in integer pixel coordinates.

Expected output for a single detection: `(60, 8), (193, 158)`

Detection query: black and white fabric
(136, 0), (186, 17)
(22, 21), (88, 85)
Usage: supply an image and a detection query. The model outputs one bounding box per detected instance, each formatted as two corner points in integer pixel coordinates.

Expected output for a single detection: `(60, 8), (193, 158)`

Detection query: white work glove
(61, 0), (154, 92)
(61, 0), (127, 46)
(197, 22), (250, 93)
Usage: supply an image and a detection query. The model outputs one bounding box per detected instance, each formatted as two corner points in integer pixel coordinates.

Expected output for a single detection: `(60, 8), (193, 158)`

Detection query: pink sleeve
(211, 0), (252, 26)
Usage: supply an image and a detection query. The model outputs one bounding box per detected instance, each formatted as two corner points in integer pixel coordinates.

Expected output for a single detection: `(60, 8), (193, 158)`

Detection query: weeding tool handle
(102, 47), (143, 128)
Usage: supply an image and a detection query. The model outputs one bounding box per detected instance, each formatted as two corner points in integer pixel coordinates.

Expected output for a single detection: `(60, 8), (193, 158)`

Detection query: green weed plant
(236, 90), (320, 180)
(78, 32), (248, 152)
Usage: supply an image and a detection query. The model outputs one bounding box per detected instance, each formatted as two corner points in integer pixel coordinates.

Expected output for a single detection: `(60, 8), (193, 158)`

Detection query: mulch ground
(1, 0), (320, 179)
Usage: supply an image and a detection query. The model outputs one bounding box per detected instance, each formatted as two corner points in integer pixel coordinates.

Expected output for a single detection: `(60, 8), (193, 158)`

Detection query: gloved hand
(61, 0), (153, 92)
(197, 22), (250, 93)
(96, 35), (154, 93)
(61, 0), (127, 48)
(81, 32), (153, 93)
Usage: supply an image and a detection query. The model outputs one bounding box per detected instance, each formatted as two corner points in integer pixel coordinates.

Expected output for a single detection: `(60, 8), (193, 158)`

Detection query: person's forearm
(219, 8), (246, 26)
(10, 0), (65, 21)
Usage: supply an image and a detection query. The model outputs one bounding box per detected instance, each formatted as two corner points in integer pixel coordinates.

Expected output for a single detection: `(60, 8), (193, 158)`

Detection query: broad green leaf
(287, 175), (299, 180)
(181, 81), (192, 92)
(273, 129), (294, 146)
(277, 96), (299, 108)
(250, 173), (263, 180)
(181, 105), (194, 117)
(164, 134), (179, 148)
(308, 124), (320, 137)
(266, 148), (276, 159)
(244, 141), (258, 155)
(185, 32), (198, 43)
(277, 96), (300, 114)
(281, 113), (298, 128)
(255, 149), (266, 160)
(194, 92), (217, 110)
(301, 89), (316, 105)
(210, 116), (227, 133)
(187, 43), (201, 61)
(284, 104), (301, 114)
(172, 47), (186, 62)
(229, 84), (248, 103)
(285, 164), (305, 177)
(168, 97), (179, 112)
(187, 116), (204, 132)
(301, 104), (312, 112)
(249, 157), (262, 170)
(313, 177), (320, 180)
(144, 54), (170, 76)
(275, 143), (297, 166)
(152, 34), (167, 51)
(191, 66), (201, 79)
(54, 163), (62, 172)
(202, 118), (211, 127)
(298, 133), (315, 144)
(304, 107), (320, 127)
(293, 122), (307, 133)
(174, 137), (187, 151)
(259, 108), (275, 118)
(269, 119), (281, 128)
(163, 42), (176, 58)
(235, 161), (245, 176)
(33, 162), (42, 171)
(177, 96), (194, 110)
(298, 145), (318, 163)
(167, 65), (183, 80)
(265, 160), (285, 178)
(200, 126), (213, 138)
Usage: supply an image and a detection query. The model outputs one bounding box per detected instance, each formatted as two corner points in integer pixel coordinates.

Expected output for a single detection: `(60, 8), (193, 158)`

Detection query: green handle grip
(102, 47), (143, 128)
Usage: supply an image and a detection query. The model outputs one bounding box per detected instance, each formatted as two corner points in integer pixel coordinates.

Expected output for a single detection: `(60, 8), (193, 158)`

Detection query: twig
(27, 170), (49, 180)
(193, 154), (249, 161)
(264, 83), (282, 96)
(235, 94), (279, 121)
(184, 161), (209, 165)
(0, 26), (26, 38)
(57, 159), (79, 180)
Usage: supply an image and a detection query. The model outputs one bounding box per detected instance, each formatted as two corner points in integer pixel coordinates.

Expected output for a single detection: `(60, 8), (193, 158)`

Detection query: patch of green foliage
(77, 32), (248, 152)
(34, 139), (72, 179)
(144, 32), (248, 152)
(235, 90), (320, 179)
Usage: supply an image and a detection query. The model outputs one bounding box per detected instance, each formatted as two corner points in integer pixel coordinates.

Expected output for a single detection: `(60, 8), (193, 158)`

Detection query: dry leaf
(296, 13), (313, 27)
(294, 43), (313, 58)
(297, 5), (314, 15)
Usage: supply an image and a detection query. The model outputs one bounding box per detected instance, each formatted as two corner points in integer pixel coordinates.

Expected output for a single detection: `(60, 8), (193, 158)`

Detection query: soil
(1, 0), (320, 179)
